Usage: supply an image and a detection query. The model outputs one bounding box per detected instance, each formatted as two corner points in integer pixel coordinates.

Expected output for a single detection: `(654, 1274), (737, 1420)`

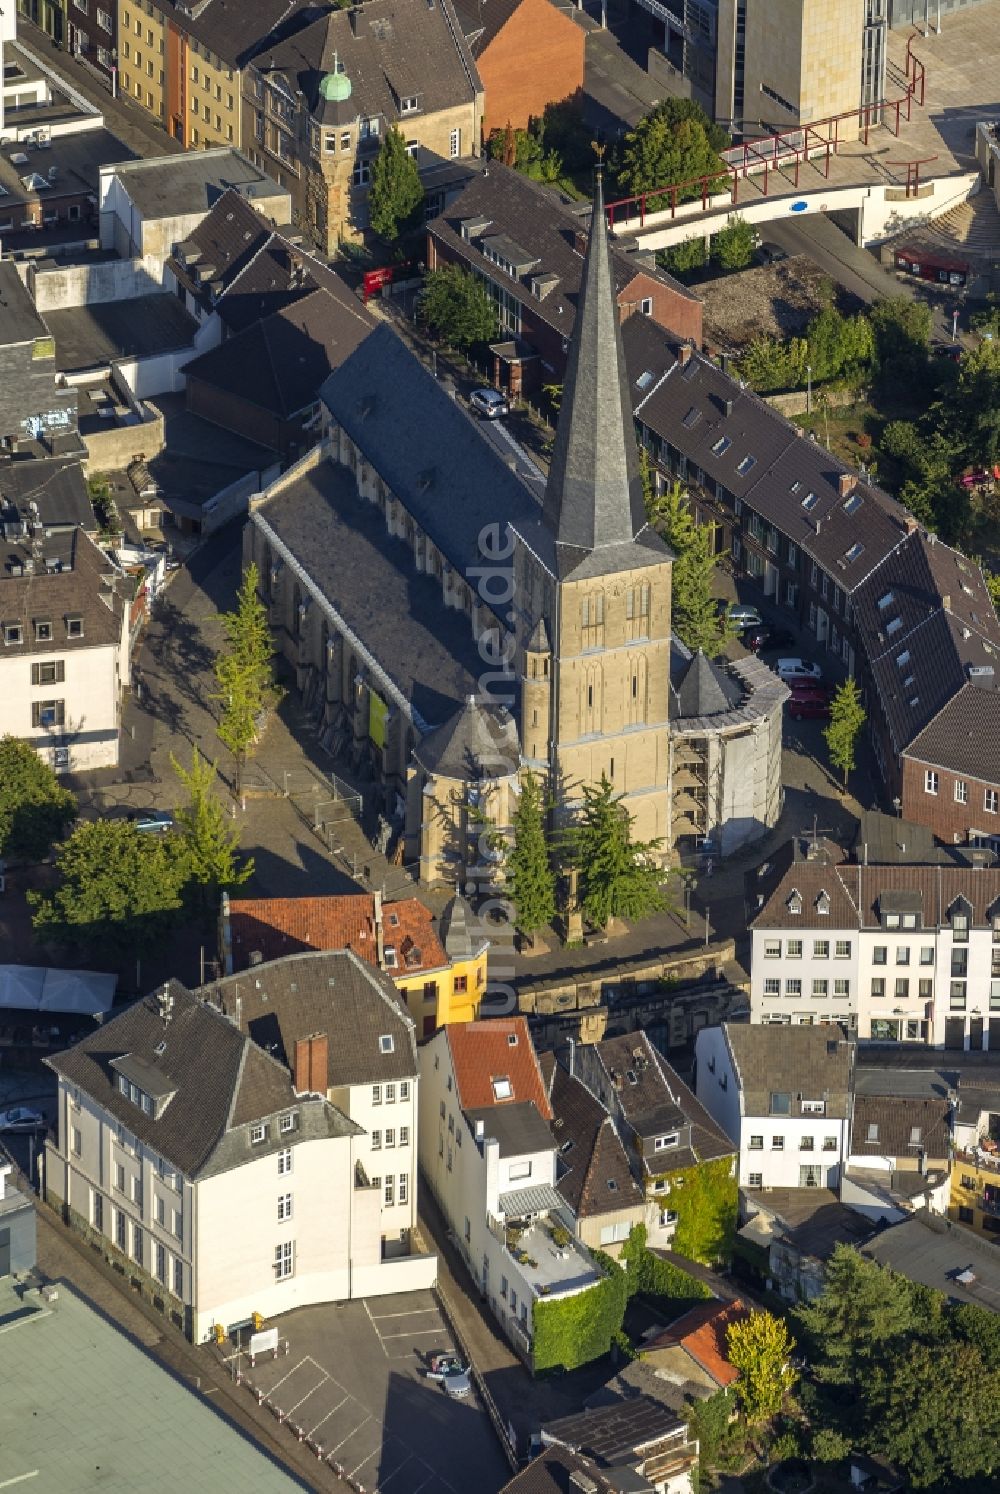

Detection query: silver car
(0, 1106), (45, 1133)
(469, 387), (508, 419)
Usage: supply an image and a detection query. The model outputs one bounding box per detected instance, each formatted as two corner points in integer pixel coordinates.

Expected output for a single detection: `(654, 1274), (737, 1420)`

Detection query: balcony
(957, 1144), (1000, 1177)
(488, 1210), (600, 1299)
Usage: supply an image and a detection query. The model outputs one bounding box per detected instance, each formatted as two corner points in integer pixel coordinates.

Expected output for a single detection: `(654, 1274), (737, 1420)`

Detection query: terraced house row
(632, 339), (1000, 845)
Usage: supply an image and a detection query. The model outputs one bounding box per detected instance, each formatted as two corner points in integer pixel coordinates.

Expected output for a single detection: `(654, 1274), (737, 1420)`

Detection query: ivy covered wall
(651, 1155), (738, 1267)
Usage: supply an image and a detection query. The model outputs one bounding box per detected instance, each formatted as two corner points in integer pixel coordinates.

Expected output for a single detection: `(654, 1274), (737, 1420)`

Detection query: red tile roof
(446, 1018), (553, 1119)
(650, 1300), (751, 1387)
(226, 895), (449, 978)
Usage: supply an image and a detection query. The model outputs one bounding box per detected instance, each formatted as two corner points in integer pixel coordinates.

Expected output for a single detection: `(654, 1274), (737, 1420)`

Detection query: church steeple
(541, 167), (647, 555)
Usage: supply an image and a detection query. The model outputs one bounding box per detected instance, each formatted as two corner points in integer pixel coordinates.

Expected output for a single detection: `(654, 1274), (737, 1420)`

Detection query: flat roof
(103, 149), (286, 220)
(0, 127), (136, 213)
(862, 1210), (1000, 1313)
(43, 294), (198, 371)
(0, 1278), (311, 1492)
(0, 260), (48, 345)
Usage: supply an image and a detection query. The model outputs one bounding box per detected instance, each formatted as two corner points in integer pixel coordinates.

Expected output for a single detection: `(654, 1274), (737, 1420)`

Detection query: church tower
(512, 170), (674, 851)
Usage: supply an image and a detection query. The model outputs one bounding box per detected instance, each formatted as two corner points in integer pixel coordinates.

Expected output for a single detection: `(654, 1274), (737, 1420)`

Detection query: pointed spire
(541, 168), (647, 554)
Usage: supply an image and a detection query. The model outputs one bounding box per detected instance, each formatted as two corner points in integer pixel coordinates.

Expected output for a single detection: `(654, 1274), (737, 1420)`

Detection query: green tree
(869, 296), (933, 386)
(795, 1244), (915, 1389)
(950, 1302), (1000, 1371)
(985, 566), (1000, 617)
(368, 125), (424, 241)
(726, 1310), (797, 1425)
(28, 818), (189, 957)
(504, 771), (556, 934)
(171, 748), (253, 906)
(684, 1387), (736, 1487)
(647, 95), (730, 154)
(213, 563), (273, 797)
(566, 774), (666, 929)
(617, 114), (724, 209)
(711, 216), (757, 271)
(823, 677), (866, 788)
(418, 264), (498, 351)
(648, 482), (729, 655)
(658, 235), (707, 276)
(867, 1340), (1000, 1489)
(738, 335), (807, 394)
(0, 735), (76, 862)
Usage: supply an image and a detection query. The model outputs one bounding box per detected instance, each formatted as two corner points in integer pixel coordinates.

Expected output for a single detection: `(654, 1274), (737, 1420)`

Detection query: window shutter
(56, 660), (65, 683)
(31, 702), (40, 727)
(31, 663), (39, 685)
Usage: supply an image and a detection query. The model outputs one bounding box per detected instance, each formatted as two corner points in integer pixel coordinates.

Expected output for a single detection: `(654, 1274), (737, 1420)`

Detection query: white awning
(499, 1183), (564, 1218)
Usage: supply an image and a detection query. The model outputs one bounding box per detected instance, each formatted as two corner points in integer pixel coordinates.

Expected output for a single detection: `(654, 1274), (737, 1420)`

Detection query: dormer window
(379, 1034), (395, 1054)
(654, 1133), (679, 1150)
(787, 889), (803, 915)
(250, 1122), (267, 1144)
(492, 1076), (513, 1100)
(279, 1112), (296, 1134)
(34, 619), (52, 642)
(507, 1032), (518, 1047)
(66, 616), (83, 638)
(383, 947), (398, 969)
(2, 623), (22, 646)
(950, 901), (971, 942)
(400, 95), (419, 114)
(816, 890), (831, 916)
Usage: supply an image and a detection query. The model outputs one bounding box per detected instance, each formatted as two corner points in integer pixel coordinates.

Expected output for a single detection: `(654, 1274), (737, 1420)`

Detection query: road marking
(349, 1449), (379, 1478)
(286, 1373), (330, 1416)
(366, 1308), (438, 1321)
(329, 1415), (372, 1455)
(364, 1298), (390, 1357)
(265, 1353), (313, 1396)
(377, 1327), (444, 1340)
(306, 1396), (350, 1439)
(375, 1455), (415, 1488)
(0, 1476), (40, 1490)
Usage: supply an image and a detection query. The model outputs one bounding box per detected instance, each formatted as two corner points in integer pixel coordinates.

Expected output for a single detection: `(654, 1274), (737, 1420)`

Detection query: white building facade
(695, 1024), (852, 1194)
(751, 857), (1000, 1051)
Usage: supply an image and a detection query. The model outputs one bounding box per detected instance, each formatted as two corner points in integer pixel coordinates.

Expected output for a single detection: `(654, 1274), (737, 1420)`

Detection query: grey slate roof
(254, 459), (484, 731)
(320, 323), (541, 575)
(413, 694), (520, 780)
(722, 1023), (853, 1118)
(466, 1100), (554, 1157)
(850, 1094), (951, 1160)
(439, 894), (478, 960)
(257, 0), (481, 125)
(539, 1052), (645, 1220)
(0, 260), (49, 345)
(594, 1032), (735, 1170)
(452, 0), (520, 51)
(673, 649), (743, 719)
(541, 173), (659, 568)
(543, 1395), (684, 1464)
(862, 1209), (1000, 1311)
(500, 1447), (617, 1494)
(0, 455), (94, 533)
(165, 0), (316, 70)
(905, 682), (1000, 779)
(0, 526), (124, 658)
(182, 286), (374, 418)
(46, 981), (354, 1180)
(167, 187), (275, 307)
(753, 860), (1000, 931)
(210, 947), (418, 1087)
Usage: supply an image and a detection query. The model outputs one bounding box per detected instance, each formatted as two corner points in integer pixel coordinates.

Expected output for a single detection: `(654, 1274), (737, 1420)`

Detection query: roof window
(843, 492), (863, 515)
(801, 491), (818, 511)
(682, 406), (701, 429)
(711, 435), (732, 455)
(379, 1034), (394, 1054)
(878, 592), (895, 610)
(896, 651), (910, 667)
(736, 455), (757, 475)
(885, 617), (902, 636)
(844, 542), (864, 563)
(507, 1032), (518, 1047)
(492, 1076), (513, 1100)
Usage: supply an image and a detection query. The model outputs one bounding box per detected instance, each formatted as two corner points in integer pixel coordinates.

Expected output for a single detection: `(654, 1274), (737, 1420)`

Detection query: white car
(469, 387), (508, 419)
(0, 1106), (45, 1133)
(776, 658), (823, 683)
(724, 603), (762, 631)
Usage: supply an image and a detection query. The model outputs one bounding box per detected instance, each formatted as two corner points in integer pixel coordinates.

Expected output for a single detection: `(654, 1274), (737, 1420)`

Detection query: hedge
(532, 1225), (710, 1373)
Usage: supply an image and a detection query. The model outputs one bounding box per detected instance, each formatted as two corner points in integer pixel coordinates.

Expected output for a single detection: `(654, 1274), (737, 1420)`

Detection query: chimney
(678, 343), (692, 367)
(373, 890), (385, 968)
(475, 1117), (485, 1141)
(905, 515), (919, 533)
(839, 473), (853, 498)
(723, 397), (733, 417)
(941, 594), (951, 610)
(814, 517), (822, 534)
(294, 1032), (328, 1095)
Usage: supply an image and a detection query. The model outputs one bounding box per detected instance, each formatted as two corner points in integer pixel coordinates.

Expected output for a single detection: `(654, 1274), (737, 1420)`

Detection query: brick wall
(620, 271), (703, 351)
(900, 754), (1000, 842)
(477, 0), (585, 139)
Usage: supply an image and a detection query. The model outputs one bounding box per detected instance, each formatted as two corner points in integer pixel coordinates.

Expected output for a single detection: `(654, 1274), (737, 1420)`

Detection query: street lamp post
(805, 363), (812, 416)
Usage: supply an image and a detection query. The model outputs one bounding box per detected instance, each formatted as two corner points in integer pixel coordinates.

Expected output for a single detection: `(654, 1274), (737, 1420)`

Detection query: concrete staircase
(921, 191), (1000, 264)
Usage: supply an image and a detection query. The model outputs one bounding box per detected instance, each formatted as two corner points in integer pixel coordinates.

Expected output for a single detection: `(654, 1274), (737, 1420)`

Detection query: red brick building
(427, 164), (702, 395)
(453, 0), (586, 140)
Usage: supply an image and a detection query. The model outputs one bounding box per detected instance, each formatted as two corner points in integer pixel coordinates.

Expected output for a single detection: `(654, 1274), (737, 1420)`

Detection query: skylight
(886, 617), (902, 636)
(492, 1077), (513, 1100)
(379, 1034), (394, 1054)
(843, 492), (863, 515)
(896, 651), (910, 667)
(790, 480), (802, 494)
(636, 370), (654, 390)
(682, 406), (701, 429)
(844, 542), (864, 563)
(711, 435), (732, 455)
(878, 592), (895, 610)
(801, 491), (818, 511)
(736, 455), (757, 475)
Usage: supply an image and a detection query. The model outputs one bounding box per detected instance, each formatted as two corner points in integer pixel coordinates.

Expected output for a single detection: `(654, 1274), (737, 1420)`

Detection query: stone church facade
(248, 176), (678, 887)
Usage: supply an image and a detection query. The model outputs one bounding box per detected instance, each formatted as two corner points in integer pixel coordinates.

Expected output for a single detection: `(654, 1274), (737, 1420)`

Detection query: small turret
(521, 616), (552, 765)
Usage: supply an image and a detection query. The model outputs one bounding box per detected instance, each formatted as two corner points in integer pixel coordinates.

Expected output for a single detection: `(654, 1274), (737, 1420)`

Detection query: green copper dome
(319, 68), (352, 102)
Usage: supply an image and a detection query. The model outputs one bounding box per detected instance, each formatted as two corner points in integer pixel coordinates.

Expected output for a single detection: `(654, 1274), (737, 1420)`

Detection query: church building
(247, 176), (675, 887)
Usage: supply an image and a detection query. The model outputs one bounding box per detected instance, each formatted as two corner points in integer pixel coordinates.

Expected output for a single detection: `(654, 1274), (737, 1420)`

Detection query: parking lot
(227, 1290), (511, 1494)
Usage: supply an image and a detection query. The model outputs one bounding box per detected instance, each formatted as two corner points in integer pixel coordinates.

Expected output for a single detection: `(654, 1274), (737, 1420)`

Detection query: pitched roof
(905, 682), (1000, 780)
(649, 1299), (751, 1387)
(539, 1053), (644, 1218)
(169, 187), (274, 302)
(541, 171), (655, 564)
(46, 982), (353, 1179)
(439, 894), (479, 961)
(446, 1017), (553, 1118)
(182, 286), (374, 419)
(592, 1032), (734, 1168)
(674, 649), (743, 718)
(413, 694), (521, 780)
(753, 859), (1000, 930)
(542, 1395), (685, 1464)
(500, 1447), (616, 1494)
(225, 894), (452, 978)
(722, 1023), (853, 1118)
(210, 948), (418, 1087)
(0, 526), (125, 657)
(258, 0), (481, 125)
(452, 0), (520, 51)
(850, 1094), (952, 1160)
(165, 0), (316, 70)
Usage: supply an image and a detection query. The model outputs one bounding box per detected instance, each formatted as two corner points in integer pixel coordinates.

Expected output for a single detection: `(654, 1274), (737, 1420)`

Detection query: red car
(786, 688), (831, 721)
